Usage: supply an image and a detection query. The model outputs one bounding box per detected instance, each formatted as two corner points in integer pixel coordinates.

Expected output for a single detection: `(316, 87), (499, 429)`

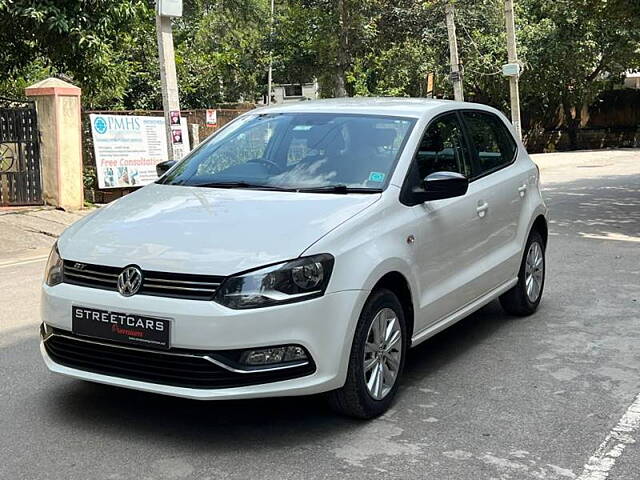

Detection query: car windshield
(160, 112), (416, 191)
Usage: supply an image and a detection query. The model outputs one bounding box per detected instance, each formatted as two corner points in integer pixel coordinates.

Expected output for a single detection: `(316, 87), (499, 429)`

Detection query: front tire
(328, 289), (407, 419)
(500, 230), (546, 316)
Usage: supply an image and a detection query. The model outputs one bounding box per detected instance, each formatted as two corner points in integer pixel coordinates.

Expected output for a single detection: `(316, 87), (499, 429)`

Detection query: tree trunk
(562, 100), (582, 151)
(334, 72), (347, 98)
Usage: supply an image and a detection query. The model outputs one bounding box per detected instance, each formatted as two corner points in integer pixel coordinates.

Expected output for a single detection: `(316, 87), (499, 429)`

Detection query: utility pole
(445, 3), (464, 102)
(156, 1), (182, 160)
(504, 0), (522, 139)
(266, 0), (275, 105)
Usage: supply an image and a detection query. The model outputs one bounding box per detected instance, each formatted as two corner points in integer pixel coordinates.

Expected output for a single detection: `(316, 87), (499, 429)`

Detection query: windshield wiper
(188, 181), (381, 194)
(191, 181), (295, 191)
(296, 185), (383, 194)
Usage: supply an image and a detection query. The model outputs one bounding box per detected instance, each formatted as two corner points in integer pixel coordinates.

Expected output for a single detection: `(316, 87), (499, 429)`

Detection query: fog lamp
(241, 345), (308, 366)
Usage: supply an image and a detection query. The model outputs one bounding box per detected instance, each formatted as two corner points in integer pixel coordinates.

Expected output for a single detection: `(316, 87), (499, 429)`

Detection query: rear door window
(462, 111), (517, 177)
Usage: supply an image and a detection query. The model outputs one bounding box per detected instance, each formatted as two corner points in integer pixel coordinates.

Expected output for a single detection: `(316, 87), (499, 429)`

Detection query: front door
(408, 112), (481, 333)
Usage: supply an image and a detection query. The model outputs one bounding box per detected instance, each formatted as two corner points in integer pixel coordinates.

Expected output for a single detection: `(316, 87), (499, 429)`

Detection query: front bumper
(40, 283), (368, 400)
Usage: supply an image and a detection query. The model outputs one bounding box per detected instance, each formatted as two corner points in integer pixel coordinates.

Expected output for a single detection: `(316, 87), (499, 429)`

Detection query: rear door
(460, 110), (526, 291)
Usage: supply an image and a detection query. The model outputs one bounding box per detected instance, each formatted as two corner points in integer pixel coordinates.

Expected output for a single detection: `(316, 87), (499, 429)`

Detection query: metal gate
(0, 97), (43, 206)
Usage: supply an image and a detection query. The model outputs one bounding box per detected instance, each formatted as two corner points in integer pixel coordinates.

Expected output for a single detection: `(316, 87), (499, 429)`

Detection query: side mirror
(156, 160), (177, 177)
(417, 171), (468, 201)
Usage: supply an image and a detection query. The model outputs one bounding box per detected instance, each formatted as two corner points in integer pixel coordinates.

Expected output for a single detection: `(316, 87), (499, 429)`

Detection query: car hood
(59, 184), (380, 276)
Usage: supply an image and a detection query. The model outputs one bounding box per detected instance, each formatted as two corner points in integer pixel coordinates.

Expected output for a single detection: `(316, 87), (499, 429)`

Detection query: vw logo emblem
(117, 266), (142, 297)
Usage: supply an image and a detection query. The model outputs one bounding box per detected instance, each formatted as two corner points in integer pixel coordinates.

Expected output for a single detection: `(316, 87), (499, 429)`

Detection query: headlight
(214, 254), (334, 309)
(44, 242), (63, 287)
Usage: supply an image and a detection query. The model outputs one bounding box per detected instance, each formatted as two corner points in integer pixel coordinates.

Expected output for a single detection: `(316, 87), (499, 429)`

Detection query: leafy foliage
(0, 0), (152, 106)
(0, 0), (638, 139)
(174, 0), (270, 106)
(519, 0), (640, 140)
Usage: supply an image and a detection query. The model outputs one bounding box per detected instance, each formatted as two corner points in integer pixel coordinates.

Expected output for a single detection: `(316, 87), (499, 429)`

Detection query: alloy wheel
(363, 307), (402, 400)
(524, 241), (544, 302)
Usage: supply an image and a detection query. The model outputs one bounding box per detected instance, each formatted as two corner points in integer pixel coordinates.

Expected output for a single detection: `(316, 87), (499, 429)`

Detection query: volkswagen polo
(41, 98), (547, 418)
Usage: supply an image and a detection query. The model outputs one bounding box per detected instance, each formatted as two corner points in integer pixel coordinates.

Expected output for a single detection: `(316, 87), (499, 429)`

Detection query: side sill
(410, 278), (518, 347)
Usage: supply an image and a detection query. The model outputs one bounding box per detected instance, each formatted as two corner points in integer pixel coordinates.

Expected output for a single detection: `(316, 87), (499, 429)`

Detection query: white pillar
(156, 11), (181, 160)
(25, 78), (84, 210)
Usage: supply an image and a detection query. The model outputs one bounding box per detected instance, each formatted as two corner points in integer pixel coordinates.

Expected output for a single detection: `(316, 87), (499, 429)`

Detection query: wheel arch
(530, 214), (548, 247)
(371, 271), (415, 346)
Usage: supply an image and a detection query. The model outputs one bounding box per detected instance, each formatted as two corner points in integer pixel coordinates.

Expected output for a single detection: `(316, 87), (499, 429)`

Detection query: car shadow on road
(542, 174), (640, 239)
(40, 300), (514, 447)
(403, 300), (509, 383)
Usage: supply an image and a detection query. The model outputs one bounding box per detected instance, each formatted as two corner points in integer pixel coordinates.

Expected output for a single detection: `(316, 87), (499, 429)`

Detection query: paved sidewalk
(0, 207), (93, 264)
(531, 148), (640, 184)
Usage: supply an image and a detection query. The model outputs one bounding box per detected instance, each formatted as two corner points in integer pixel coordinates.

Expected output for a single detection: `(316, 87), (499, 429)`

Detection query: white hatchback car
(41, 98), (547, 418)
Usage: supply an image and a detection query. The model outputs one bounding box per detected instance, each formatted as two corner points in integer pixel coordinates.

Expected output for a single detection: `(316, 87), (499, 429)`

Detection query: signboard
(206, 109), (217, 127)
(502, 63), (521, 77)
(90, 114), (190, 189)
(157, 0), (183, 17)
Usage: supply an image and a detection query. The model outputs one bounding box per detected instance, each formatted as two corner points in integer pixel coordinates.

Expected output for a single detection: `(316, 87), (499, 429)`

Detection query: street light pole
(504, 0), (522, 139)
(156, 3), (181, 160)
(266, 0), (275, 105)
(445, 3), (464, 102)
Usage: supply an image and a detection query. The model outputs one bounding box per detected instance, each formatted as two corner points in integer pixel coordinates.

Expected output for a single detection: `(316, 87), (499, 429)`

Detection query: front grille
(63, 261), (225, 301)
(44, 330), (316, 389)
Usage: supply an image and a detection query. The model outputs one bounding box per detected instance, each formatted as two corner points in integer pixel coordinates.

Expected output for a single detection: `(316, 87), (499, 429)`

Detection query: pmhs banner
(90, 114), (190, 189)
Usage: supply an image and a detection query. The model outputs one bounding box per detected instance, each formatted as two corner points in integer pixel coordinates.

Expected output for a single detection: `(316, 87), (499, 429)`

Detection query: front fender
(304, 189), (420, 313)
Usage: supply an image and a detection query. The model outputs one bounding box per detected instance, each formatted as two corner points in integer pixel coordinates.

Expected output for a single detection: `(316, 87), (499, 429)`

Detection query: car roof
(256, 97), (491, 119)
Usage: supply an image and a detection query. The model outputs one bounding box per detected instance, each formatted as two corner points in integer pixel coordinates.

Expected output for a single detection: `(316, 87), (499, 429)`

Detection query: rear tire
(328, 289), (407, 419)
(500, 230), (545, 316)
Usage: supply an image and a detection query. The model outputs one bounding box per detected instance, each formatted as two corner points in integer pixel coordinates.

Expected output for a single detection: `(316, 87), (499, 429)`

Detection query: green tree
(0, 0), (152, 106)
(2, 0), (638, 148)
(346, 0), (440, 97)
(173, 0), (270, 106)
(518, 0), (640, 147)
(0, 0), (270, 108)
(273, 0), (385, 97)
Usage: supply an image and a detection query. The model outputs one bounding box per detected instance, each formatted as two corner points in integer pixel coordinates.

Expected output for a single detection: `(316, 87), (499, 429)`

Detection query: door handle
(518, 184), (527, 197)
(476, 201), (489, 218)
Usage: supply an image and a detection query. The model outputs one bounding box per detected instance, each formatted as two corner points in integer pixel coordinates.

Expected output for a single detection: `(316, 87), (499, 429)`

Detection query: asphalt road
(1, 153), (639, 480)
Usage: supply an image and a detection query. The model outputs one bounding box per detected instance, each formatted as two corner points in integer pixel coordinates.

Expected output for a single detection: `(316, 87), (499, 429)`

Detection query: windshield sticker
(368, 172), (386, 182)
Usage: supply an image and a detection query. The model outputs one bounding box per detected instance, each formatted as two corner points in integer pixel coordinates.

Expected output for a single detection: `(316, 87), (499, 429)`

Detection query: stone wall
(523, 89), (640, 153)
(525, 127), (640, 154)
